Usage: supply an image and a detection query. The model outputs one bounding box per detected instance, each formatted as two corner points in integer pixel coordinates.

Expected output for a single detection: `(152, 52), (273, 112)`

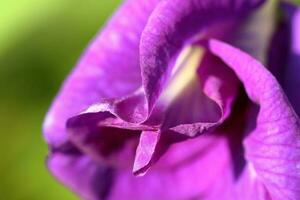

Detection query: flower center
(160, 45), (204, 104)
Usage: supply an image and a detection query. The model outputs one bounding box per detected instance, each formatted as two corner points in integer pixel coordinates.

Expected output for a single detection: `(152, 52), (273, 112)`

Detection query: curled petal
(207, 39), (300, 200)
(53, 0), (266, 134)
(66, 112), (140, 167)
(161, 50), (239, 137)
(133, 131), (160, 175)
(109, 134), (234, 200)
(43, 0), (160, 147)
(47, 150), (115, 200)
(140, 0), (264, 110)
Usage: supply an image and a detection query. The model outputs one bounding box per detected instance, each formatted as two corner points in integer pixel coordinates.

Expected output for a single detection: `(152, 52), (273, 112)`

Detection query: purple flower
(43, 1), (300, 200)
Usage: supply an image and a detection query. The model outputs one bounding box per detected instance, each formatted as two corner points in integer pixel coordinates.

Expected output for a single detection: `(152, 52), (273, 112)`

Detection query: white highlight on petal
(109, 31), (121, 48)
(296, 163), (300, 176)
(248, 162), (258, 180)
(265, 123), (279, 136)
(44, 113), (54, 129)
(81, 65), (104, 76)
(84, 102), (111, 114)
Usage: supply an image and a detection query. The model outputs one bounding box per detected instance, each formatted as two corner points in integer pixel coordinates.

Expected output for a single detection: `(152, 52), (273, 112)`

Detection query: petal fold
(207, 39), (300, 200)
(43, 0), (160, 147)
(162, 50), (239, 137)
(66, 112), (140, 168)
(48, 151), (114, 200)
(133, 131), (160, 175)
(140, 0), (265, 110)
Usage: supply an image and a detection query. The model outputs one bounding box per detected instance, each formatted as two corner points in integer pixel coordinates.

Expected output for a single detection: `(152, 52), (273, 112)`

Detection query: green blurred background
(1, 0), (300, 200)
(0, 0), (121, 199)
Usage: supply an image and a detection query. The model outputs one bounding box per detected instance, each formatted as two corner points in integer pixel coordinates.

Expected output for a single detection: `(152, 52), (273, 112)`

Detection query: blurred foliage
(0, 0), (121, 199)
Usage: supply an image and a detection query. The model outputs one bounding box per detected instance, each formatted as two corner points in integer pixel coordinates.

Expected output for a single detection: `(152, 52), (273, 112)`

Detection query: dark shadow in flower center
(67, 112), (141, 169)
(216, 86), (258, 180)
(92, 167), (115, 200)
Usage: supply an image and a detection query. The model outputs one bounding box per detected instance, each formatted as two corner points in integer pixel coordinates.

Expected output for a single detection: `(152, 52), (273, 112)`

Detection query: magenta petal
(66, 112), (140, 167)
(109, 134), (232, 200)
(140, 0), (264, 110)
(133, 131), (160, 175)
(43, 0), (160, 148)
(163, 51), (239, 137)
(48, 151), (114, 200)
(109, 124), (268, 200)
(207, 39), (300, 200)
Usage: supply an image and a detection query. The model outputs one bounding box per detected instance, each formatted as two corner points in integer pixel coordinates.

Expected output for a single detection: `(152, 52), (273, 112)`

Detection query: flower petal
(140, 0), (265, 110)
(207, 39), (300, 200)
(59, 0), (268, 178)
(43, 0), (160, 148)
(161, 0), (276, 136)
(66, 112), (140, 168)
(133, 131), (160, 175)
(162, 50), (239, 137)
(110, 133), (233, 200)
(108, 120), (270, 200)
(47, 150), (115, 200)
